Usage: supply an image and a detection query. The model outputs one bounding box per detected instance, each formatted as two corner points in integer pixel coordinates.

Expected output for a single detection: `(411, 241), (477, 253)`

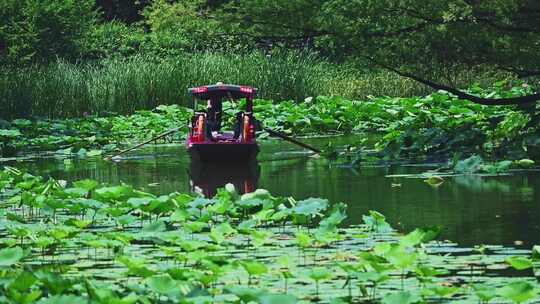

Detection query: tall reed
(0, 51), (509, 119)
(1, 52), (342, 118)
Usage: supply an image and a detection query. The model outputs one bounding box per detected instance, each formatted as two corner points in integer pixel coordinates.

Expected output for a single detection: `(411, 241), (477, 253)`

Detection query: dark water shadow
(188, 160), (261, 198)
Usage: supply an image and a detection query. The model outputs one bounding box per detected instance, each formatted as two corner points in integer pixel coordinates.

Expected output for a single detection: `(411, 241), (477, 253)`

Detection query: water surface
(10, 136), (540, 247)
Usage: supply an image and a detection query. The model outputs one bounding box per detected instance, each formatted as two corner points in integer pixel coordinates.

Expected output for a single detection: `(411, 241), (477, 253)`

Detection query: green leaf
(68, 219), (92, 229)
(356, 271), (389, 283)
(381, 291), (420, 304)
(497, 281), (538, 303)
(241, 261), (268, 276)
(454, 155), (484, 174)
(0, 246), (24, 267)
(362, 210), (392, 232)
(77, 148), (87, 157)
(259, 293), (298, 304)
(73, 179), (99, 191)
(55, 147), (73, 155)
(237, 219), (257, 233)
(296, 232), (313, 248)
(34, 270), (74, 295)
(237, 198), (264, 209)
(37, 295), (85, 304)
(8, 271), (38, 292)
(10, 289), (42, 304)
(225, 285), (265, 303)
(506, 256), (533, 270)
(424, 175), (444, 187)
(117, 256), (156, 278)
(473, 284), (497, 303)
(532, 245), (540, 261)
(170, 208), (189, 222)
(0, 129), (22, 138)
(400, 229), (426, 247)
(94, 185), (133, 201)
(184, 221), (206, 233)
(515, 159), (535, 169)
(415, 265), (448, 278)
(418, 226), (442, 243)
(142, 220), (166, 233)
(386, 245), (417, 269)
(308, 267), (332, 282)
(63, 187), (88, 198)
(292, 198), (328, 216)
(146, 274), (179, 295)
(428, 285), (460, 298)
(87, 150), (103, 157)
(251, 230), (272, 247)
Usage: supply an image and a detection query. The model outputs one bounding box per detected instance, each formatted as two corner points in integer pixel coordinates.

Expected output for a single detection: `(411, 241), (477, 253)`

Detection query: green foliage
(0, 52), (349, 118)
(452, 155), (536, 174)
(227, 0), (540, 79)
(0, 246), (24, 267)
(381, 291), (420, 304)
(0, 0), (97, 65)
(362, 210), (392, 233)
(0, 104), (190, 157)
(0, 168), (538, 302)
(83, 21), (146, 59)
(141, 0), (239, 54)
(497, 281), (538, 303)
(145, 274), (188, 298)
(506, 256), (533, 271)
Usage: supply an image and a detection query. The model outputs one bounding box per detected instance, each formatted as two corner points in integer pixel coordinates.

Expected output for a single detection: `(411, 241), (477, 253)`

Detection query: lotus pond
(1, 137), (539, 303)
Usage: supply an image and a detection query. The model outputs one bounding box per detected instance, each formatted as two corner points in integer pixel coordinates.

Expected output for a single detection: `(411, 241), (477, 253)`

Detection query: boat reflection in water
(188, 161), (261, 198)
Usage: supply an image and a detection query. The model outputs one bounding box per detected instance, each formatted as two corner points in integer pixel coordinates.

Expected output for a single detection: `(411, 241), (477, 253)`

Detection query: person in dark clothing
(206, 97), (222, 140)
(233, 111), (243, 139)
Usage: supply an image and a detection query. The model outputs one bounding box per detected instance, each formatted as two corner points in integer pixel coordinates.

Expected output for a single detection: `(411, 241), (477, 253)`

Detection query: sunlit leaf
(0, 246), (24, 267)
(473, 284), (497, 303)
(241, 261), (268, 276)
(497, 281), (538, 303)
(308, 267), (332, 282)
(506, 256), (533, 270)
(225, 285), (265, 303)
(381, 291), (420, 304)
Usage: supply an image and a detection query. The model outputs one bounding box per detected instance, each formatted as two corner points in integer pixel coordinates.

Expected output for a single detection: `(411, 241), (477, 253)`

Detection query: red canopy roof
(188, 84), (257, 100)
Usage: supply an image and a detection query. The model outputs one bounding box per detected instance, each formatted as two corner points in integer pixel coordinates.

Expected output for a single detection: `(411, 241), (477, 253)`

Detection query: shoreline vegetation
(1, 83), (539, 162)
(0, 167), (538, 303)
(0, 52), (519, 119)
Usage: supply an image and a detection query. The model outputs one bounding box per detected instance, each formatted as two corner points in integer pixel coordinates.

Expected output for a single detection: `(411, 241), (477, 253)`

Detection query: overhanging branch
(501, 66), (540, 79)
(365, 56), (540, 105)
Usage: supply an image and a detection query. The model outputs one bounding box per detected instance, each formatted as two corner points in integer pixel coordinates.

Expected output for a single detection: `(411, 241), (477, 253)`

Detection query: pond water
(9, 136), (540, 247)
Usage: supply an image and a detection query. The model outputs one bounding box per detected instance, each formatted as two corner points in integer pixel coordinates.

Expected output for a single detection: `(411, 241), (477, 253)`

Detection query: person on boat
(206, 96), (222, 140)
(233, 111), (243, 140)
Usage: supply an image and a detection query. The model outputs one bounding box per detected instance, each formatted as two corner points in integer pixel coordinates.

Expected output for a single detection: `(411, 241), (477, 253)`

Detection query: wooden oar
(263, 127), (321, 154)
(223, 93), (321, 154)
(104, 127), (181, 160)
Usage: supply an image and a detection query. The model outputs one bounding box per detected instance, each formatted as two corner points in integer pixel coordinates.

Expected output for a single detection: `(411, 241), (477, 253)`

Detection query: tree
(222, 0), (540, 104)
(142, 0), (250, 53)
(95, 0), (151, 23)
(0, 0), (98, 65)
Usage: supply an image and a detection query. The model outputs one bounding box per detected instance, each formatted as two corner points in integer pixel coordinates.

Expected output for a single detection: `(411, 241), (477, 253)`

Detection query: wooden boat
(187, 84), (259, 162)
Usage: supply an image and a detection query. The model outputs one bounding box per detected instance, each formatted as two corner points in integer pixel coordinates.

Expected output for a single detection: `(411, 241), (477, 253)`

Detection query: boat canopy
(188, 84), (257, 100)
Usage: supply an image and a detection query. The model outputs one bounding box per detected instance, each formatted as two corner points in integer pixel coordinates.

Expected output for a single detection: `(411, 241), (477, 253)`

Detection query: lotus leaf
(497, 281), (538, 303)
(0, 246), (24, 267)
